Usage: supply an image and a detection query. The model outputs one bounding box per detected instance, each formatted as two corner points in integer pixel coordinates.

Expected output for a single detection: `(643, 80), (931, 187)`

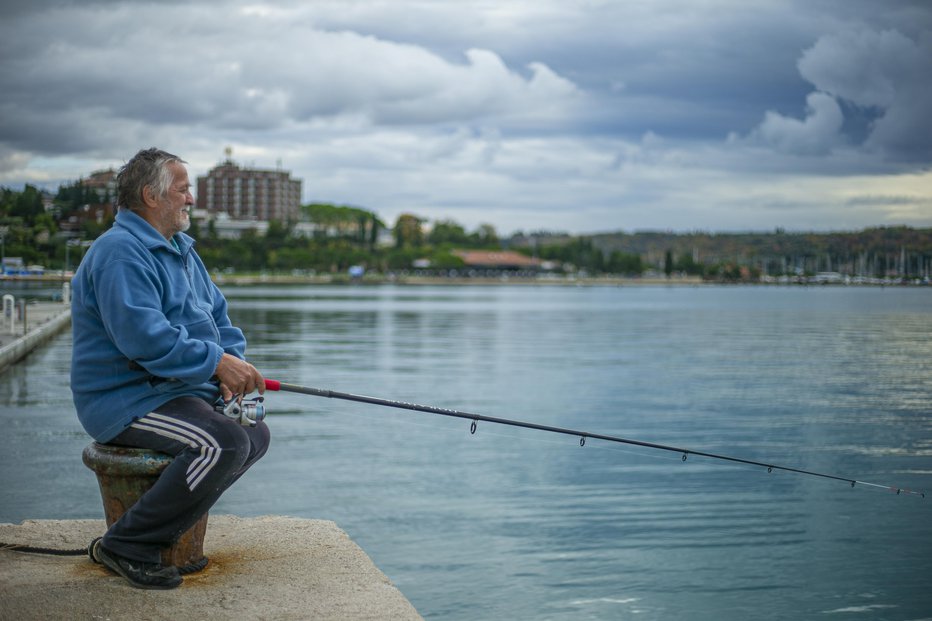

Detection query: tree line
(1, 182), (930, 281)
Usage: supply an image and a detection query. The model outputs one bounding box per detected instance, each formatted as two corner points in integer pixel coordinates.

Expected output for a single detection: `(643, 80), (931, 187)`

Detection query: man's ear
(141, 184), (159, 209)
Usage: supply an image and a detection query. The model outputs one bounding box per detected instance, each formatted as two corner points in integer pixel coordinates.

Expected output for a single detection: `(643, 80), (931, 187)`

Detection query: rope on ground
(2, 541), (209, 574)
(0, 542), (86, 556)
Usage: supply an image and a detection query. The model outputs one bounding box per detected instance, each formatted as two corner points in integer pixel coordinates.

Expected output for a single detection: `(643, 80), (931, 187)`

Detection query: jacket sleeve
(92, 255), (223, 385)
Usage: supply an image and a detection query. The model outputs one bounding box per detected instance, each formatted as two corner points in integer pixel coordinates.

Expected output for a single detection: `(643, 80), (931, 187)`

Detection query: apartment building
(196, 158), (302, 223)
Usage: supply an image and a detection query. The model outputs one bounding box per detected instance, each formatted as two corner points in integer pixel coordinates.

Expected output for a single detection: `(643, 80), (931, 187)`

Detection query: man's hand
(215, 353), (265, 401)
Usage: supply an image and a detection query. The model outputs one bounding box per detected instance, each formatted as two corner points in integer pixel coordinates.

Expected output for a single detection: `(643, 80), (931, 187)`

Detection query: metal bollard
(82, 443), (209, 572)
(2, 294), (13, 335)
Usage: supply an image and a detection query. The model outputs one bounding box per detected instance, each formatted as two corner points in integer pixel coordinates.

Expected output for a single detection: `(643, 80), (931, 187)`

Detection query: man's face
(150, 162), (194, 239)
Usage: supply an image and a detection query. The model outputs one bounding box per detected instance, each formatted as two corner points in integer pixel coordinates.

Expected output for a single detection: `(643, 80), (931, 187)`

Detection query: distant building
(1, 257), (43, 276)
(190, 210), (324, 240)
(58, 169), (117, 235)
(83, 168), (117, 203)
(196, 156), (302, 223)
(453, 250), (542, 271)
(1, 257), (25, 275)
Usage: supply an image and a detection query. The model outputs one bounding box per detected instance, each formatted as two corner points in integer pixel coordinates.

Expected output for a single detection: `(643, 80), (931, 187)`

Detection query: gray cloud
(846, 195), (928, 206)
(0, 0), (930, 233)
(749, 92), (844, 156)
(798, 27), (932, 161)
(0, 4), (579, 143)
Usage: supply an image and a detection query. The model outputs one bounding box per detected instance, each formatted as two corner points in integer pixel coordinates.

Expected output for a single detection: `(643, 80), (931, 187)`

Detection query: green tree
(265, 220), (290, 249)
(674, 253), (703, 276)
(431, 251), (467, 270)
(12, 185), (44, 223)
(302, 202), (382, 247)
(82, 213), (114, 238)
(368, 214), (382, 250)
(428, 220), (469, 245)
(606, 251), (643, 275)
(471, 223), (499, 247)
(393, 213), (424, 248)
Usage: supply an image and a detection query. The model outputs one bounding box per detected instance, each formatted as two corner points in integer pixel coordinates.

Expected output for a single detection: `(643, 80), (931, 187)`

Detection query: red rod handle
(265, 379), (281, 391)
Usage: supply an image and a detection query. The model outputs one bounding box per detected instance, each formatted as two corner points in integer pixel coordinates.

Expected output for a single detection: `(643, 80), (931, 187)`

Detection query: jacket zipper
(180, 248), (222, 343)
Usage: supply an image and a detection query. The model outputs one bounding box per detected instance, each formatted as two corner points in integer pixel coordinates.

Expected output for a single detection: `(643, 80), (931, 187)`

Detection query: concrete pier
(0, 515), (423, 620)
(0, 301), (71, 373)
(0, 292), (423, 619)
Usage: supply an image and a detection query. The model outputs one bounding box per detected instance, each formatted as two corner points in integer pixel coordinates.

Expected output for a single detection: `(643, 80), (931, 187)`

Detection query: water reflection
(2, 285), (931, 620)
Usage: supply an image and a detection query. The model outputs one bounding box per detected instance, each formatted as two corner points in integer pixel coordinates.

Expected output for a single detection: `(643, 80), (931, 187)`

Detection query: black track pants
(101, 396), (271, 563)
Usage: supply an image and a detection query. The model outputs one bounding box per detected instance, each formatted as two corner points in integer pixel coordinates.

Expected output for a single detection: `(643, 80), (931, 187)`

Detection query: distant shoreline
(210, 274), (705, 287)
(2, 273), (926, 288)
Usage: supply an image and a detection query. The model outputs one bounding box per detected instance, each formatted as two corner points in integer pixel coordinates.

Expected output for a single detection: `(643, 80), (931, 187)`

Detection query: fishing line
(264, 379), (926, 499)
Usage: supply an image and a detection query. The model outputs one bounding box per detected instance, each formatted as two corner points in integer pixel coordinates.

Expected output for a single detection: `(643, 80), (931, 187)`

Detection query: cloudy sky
(2, 0), (930, 235)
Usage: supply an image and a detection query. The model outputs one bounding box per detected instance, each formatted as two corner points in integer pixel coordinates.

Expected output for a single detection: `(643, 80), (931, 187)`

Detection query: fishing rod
(263, 379), (926, 499)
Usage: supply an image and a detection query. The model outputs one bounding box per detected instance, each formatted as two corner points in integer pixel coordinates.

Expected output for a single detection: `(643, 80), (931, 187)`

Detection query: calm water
(2, 284), (930, 620)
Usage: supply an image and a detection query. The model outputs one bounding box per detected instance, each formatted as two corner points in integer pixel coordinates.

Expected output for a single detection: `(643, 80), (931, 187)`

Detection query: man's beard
(178, 208), (191, 233)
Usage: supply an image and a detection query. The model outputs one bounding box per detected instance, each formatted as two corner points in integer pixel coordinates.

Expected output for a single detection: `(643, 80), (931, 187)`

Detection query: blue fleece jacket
(71, 209), (247, 442)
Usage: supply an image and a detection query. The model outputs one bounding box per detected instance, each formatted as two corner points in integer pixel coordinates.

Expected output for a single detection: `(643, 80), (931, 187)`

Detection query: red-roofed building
(453, 250), (542, 271)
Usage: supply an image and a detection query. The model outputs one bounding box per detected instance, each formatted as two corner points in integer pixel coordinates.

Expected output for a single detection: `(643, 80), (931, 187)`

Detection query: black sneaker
(93, 541), (182, 590)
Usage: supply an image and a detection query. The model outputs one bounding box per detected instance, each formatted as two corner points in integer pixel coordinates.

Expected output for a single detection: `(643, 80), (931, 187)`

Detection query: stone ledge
(0, 304), (71, 373)
(0, 515), (422, 621)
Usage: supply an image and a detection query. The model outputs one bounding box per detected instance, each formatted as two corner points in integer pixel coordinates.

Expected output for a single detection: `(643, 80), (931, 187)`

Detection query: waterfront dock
(0, 515), (422, 620)
(0, 300), (71, 374)
(0, 294), (423, 619)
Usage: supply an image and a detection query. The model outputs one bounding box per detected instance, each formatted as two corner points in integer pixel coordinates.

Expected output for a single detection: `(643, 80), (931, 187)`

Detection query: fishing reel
(214, 395), (266, 427)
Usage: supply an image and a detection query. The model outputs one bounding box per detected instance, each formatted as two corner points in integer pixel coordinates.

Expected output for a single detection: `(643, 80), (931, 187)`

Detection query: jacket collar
(114, 209), (195, 255)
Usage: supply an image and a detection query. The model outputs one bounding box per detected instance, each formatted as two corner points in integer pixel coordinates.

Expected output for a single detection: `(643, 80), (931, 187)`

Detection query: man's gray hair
(117, 148), (186, 212)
